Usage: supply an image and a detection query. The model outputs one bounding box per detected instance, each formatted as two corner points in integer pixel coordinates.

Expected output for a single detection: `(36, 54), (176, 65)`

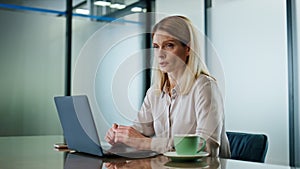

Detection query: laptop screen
(54, 95), (104, 156)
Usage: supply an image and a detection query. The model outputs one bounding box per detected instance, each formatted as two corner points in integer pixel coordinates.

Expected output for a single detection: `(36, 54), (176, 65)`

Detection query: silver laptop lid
(54, 95), (104, 156)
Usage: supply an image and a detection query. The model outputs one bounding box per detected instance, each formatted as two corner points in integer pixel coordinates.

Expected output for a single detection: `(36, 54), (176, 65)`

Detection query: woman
(105, 15), (231, 158)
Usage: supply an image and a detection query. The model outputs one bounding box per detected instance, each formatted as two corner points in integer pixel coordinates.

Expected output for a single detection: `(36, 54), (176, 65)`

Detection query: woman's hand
(114, 125), (152, 150)
(105, 123), (118, 145)
(205, 138), (219, 157)
(105, 124), (151, 150)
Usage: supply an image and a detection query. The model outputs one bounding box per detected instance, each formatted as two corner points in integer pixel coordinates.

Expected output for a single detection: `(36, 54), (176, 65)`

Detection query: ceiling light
(131, 7), (142, 12)
(110, 3), (126, 9)
(94, 1), (111, 6)
(75, 9), (89, 15)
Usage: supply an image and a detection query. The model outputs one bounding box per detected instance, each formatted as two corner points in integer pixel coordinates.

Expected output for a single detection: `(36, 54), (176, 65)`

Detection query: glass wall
(206, 0), (289, 165)
(0, 9), (65, 136)
(71, 13), (148, 138)
(0, 0), (148, 136)
(294, 0), (300, 166)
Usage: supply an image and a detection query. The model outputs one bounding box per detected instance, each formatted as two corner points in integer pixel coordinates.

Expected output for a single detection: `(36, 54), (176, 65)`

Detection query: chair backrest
(226, 131), (268, 163)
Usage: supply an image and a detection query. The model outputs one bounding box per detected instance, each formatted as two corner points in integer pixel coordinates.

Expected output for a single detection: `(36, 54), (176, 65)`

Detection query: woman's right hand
(105, 123), (118, 145)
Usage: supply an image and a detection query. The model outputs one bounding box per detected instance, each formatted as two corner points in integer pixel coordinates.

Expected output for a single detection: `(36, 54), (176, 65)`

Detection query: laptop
(54, 95), (158, 158)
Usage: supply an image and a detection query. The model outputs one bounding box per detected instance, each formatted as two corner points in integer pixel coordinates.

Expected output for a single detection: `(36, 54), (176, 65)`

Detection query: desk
(0, 135), (64, 169)
(0, 136), (296, 169)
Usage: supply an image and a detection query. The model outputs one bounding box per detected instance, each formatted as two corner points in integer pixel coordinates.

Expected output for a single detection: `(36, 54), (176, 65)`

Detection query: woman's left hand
(113, 125), (151, 150)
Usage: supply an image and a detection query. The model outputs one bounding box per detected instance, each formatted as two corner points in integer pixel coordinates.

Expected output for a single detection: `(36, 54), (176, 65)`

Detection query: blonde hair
(151, 15), (211, 95)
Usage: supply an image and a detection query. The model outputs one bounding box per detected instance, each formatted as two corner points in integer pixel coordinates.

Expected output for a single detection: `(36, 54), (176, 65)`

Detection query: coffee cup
(174, 134), (206, 155)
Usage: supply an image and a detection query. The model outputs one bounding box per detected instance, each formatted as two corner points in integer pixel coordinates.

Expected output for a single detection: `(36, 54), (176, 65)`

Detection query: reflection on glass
(104, 156), (222, 169)
(64, 153), (103, 169)
(64, 150), (229, 169)
(0, 0), (147, 22)
(0, 0), (67, 11)
(73, 0), (147, 21)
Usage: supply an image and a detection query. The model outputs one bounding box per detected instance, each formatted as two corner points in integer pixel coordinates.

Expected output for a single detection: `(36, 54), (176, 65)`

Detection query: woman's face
(152, 30), (190, 74)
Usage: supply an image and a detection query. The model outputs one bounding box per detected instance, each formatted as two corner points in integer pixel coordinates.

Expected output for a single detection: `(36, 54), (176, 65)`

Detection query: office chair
(226, 131), (268, 163)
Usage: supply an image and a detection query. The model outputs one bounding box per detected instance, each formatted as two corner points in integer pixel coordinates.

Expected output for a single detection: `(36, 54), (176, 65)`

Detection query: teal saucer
(163, 151), (209, 162)
(164, 161), (209, 168)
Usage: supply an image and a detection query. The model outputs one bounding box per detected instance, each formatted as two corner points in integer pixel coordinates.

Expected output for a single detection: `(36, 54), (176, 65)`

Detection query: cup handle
(196, 137), (206, 153)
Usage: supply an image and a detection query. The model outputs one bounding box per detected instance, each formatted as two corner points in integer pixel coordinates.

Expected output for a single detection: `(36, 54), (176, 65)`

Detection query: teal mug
(174, 134), (206, 155)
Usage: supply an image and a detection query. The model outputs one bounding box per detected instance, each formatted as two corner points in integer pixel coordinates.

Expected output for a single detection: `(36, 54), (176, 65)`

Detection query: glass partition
(0, 0), (149, 136)
(206, 0), (288, 165)
(0, 9), (65, 136)
(292, 0), (300, 166)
